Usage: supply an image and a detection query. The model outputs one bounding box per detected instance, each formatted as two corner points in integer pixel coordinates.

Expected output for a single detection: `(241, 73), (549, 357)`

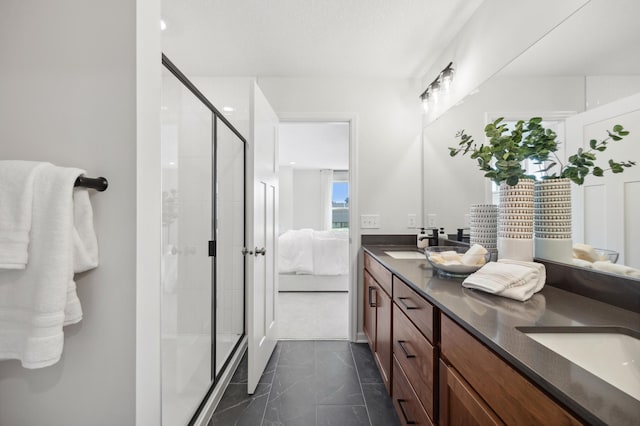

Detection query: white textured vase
(534, 178), (573, 263)
(470, 204), (498, 259)
(498, 179), (534, 261)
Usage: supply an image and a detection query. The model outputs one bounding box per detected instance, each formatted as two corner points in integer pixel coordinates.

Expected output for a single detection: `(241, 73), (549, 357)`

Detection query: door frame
(278, 113), (359, 341)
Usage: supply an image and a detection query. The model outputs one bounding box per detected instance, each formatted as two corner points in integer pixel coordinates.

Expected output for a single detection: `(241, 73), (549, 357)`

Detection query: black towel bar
(74, 176), (108, 192)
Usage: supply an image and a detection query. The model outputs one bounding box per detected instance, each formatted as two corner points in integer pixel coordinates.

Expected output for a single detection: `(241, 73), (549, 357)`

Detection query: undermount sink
(384, 251), (425, 260)
(518, 327), (640, 401)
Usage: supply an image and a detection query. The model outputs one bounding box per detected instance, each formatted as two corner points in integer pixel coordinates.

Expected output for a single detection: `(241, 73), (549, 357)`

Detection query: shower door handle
(254, 247), (266, 256)
(241, 247), (254, 256)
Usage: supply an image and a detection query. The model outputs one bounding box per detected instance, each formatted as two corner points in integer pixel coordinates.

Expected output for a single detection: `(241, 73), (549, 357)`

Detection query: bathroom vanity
(362, 246), (640, 426)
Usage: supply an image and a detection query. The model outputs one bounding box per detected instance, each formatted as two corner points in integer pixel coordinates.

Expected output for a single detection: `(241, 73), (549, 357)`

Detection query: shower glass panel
(215, 118), (245, 376)
(161, 68), (213, 426)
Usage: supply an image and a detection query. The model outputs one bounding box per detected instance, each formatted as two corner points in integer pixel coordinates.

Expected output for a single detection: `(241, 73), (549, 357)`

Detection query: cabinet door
(441, 314), (582, 426)
(376, 287), (392, 393)
(439, 360), (505, 426)
(363, 271), (377, 351)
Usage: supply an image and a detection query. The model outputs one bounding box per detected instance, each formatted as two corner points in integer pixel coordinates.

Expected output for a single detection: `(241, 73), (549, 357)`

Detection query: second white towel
(462, 259), (545, 302)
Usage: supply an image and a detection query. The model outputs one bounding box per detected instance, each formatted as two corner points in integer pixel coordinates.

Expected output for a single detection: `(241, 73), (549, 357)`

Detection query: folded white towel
(0, 163), (99, 368)
(0, 161), (48, 269)
(462, 259), (545, 302)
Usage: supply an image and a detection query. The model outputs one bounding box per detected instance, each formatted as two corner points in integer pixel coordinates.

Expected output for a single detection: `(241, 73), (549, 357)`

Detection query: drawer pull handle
(397, 399), (417, 424)
(398, 297), (419, 310)
(368, 286), (377, 308)
(397, 340), (416, 358)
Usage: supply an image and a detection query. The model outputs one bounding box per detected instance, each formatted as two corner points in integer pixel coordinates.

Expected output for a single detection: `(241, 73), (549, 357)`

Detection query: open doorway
(277, 121), (351, 339)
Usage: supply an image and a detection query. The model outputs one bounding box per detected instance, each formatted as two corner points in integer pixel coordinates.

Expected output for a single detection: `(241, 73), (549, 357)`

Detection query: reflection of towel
(593, 261), (640, 279)
(463, 259), (545, 301)
(0, 161), (47, 269)
(0, 164), (99, 368)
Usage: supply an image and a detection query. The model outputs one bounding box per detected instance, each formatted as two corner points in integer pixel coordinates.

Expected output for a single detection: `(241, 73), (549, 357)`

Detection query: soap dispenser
(438, 227), (447, 243)
(417, 228), (428, 249)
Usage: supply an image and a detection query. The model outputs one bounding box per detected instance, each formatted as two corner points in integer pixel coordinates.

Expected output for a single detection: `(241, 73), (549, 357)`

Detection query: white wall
(259, 77), (423, 234)
(586, 76), (640, 110)
(279, 166), (294, 232)
(421, 0), (589, 125)
(0, 0), (139, 424)
(423, 76), (585, 234)
(291, 169), (324, 230)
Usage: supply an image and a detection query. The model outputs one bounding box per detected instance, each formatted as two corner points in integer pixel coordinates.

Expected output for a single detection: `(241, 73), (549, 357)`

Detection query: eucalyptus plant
(529, 124), (635, 185)
(449, 117), (544, 186)
(450, 117), (636, 186)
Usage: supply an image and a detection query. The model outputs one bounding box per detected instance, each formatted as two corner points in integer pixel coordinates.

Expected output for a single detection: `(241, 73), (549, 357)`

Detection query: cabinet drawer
(393, 276), (434, 342)
(440, 314), (582, 426)
(393, 305), (435, 419)
(393, 356), (434, 426)
(364, 252), (392, 296)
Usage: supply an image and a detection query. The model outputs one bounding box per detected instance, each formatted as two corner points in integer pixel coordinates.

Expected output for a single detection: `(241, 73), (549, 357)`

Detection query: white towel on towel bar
(0, 161), (48, 269)
(0, 163), (99, 368)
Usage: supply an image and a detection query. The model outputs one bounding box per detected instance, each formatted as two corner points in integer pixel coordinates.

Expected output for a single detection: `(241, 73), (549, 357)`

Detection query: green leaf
(589, 139), (597, 149)
(613, 124), (623, 132)
(593, 167), (603, 177)
(506, 176), (519, 186)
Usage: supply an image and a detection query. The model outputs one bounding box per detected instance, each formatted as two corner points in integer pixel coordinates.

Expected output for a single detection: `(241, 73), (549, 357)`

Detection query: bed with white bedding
(278, 229), (349, 292)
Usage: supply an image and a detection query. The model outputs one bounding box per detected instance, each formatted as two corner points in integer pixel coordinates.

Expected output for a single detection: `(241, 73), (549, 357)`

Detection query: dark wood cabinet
(375, 286), (392, 390)
(363, 270), (377, 351)
(393, 304), (435, 419)
(439, 359), (504, 426)
(393, 357), (434, 426)
(362, 251), (585, 426)
(363, 253), (393, 393)
(440, 314), (582, 426)
(393, 276), (434, 342)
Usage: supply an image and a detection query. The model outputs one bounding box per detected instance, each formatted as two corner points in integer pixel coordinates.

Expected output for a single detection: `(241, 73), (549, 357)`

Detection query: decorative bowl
(425, 246), (491, 277)
(593, 248), (619, 263)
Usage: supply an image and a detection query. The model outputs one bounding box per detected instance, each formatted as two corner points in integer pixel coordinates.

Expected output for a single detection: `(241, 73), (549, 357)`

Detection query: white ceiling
(279, 122), (349, 169)
(161, 0), (484, 78)
(500, 0), (640, 76)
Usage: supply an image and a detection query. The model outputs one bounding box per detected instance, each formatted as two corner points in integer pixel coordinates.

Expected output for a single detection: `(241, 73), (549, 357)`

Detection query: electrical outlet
(361, 214), (381, 229)
(427, 213), (437, 228)
(407, 214), (417, 228)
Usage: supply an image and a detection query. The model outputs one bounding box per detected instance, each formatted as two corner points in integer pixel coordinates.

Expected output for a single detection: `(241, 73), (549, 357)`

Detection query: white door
(566, 93), (640, 267)
(246, 81), (279, 393)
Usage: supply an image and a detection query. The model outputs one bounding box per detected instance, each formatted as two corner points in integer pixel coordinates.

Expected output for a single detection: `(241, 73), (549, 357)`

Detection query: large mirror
(423, 0), (640, 277)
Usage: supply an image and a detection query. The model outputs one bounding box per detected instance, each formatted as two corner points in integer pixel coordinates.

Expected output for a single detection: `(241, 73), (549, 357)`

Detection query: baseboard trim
(193, 336), (248, 426)
(355, 331), (367, 343)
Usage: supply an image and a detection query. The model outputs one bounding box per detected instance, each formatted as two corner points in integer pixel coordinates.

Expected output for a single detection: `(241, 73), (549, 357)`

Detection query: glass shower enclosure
(160, 55), (246, 425)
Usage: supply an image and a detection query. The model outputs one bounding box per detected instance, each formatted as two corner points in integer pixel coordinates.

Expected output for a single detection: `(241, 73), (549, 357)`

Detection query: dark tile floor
(210, 341), (400, 426)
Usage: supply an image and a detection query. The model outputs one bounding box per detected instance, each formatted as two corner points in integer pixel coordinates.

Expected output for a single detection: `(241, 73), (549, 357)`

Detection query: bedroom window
(332, 178), (349, 229)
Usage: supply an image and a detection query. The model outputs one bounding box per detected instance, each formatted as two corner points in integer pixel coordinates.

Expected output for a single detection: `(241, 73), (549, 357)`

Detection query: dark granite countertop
(363, 244), (640, 426)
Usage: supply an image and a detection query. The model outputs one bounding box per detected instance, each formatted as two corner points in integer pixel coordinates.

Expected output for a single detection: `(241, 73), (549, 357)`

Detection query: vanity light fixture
(420, 61), (454, 112)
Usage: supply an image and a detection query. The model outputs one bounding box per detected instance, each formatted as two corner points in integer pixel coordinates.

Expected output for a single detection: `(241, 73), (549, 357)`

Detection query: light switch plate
(407, 214), (417, 228)
(427, 214), (437, 228)
(361, 214), (380, 229)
